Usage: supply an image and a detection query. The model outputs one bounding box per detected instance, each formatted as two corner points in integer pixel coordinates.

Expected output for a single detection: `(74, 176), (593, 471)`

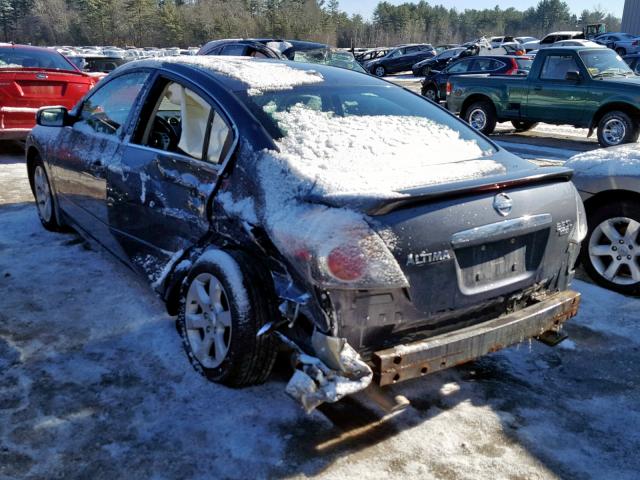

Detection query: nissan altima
(27, 56), (585, 411)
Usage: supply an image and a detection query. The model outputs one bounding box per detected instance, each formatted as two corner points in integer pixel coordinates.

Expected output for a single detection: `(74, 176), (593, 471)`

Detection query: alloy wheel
(589, 217), (640, 286)
(468, 108), (487, 131)
(34, 165), (52, 223)
(185, 272), (233, 368)
(602, 118), (626, 146)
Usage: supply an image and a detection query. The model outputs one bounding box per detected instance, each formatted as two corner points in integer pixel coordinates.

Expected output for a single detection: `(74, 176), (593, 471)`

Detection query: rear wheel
(464, 100), (497, 135)
(597, 111), (639, 147)
(511, 120), (539, 132)
(373, 65), (386, 77)
(581, 201), (640, 296)
(30, 159), (64, 231)
(616, 47), (627, 56)
(176, 249), (278, 386)
(422, 84), (438, 101)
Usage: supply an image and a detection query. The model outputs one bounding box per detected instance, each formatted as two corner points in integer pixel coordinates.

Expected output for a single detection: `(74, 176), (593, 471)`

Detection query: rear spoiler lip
(367, 166), (574, 216)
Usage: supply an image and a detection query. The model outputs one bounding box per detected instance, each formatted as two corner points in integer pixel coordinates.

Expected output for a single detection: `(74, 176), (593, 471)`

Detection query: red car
(0, 44), (96, 140)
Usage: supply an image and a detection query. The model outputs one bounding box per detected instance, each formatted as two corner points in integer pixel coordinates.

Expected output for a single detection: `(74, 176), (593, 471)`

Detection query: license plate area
(455, 230), (548, 293)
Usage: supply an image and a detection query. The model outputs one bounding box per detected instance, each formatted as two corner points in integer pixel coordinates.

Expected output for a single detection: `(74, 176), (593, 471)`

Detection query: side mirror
(565, 71), (581, 82)
(36, 107), (73, 127)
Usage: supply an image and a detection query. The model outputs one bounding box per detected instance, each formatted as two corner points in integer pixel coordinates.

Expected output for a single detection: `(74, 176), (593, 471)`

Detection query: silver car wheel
(375, 66), (385, 77)
(34, 165), (52, 222)
(468, 108), (487, 131)
(185, 272), (232, 368)
(424, 88), (437, 100)
(589, 217), (640, 285)
(602, 118), (626, 146)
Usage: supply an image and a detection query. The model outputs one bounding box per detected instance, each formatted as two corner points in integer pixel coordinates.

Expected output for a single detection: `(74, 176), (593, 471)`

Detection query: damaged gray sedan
(27, 57), (586, 411)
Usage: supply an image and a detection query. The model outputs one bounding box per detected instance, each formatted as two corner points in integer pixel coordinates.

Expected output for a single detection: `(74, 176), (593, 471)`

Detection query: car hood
(597, 75), (640, 87)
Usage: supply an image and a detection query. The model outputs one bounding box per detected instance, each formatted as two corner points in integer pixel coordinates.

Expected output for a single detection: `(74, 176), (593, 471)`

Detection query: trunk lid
(0, 69), (92, 129)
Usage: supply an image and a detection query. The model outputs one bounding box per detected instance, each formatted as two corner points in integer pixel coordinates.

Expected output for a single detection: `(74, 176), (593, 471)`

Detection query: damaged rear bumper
(373, 290), (581, 386)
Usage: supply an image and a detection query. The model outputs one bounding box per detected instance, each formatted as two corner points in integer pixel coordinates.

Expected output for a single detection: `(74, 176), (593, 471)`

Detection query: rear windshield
(0, 47), (77, 72)
(515, 58), (533, 71)
(238, 84), (496, 153)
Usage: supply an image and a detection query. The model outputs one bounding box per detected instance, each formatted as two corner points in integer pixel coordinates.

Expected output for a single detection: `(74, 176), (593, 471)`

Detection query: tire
(597, 111), (639, 148)
(616, 47), (627, 56)
(511, 120), (539, 132)
(176, 249), (278, 386)
(373, 65), (386, 77)
(29, 157), (64, 231)
(463, 100), (497, 135)
(422, 85), (438, 101)
(580, 201), (640, 296)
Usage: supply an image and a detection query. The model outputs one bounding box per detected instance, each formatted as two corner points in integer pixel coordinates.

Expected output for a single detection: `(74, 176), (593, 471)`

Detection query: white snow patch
(266, 105), (504, 198)
(217, 190), (258, 224)
(566, 145), (640, 176)
(195, 249), (250, 312)
(120, 56), (324, 95)
(139, 172), (149, 204)
(151, 249), (184, 289)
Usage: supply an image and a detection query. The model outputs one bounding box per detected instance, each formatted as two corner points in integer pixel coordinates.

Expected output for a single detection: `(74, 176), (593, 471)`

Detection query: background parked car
(367, 43), (436, 76)
(515, 36), (538, 45)
(522, 31), (584, 52)
(552, 39), (605, 48)
(421, 55), (532, 101)
(594, 32), (640, 56)
(0, 44), (95, 140)
(355, 47), (389, 65)
(489, 36), (516, 48)
(434, 43), (459, 54)
(624, 53), (640, 74)
(567, 146), (640, 295)
(412, 47), (466, 76)
(198, 38), (328, 60)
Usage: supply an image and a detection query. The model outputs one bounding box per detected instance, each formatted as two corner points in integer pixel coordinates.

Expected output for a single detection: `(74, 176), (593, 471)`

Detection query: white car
(552, 40), (606, 48)
(515, 36), (538, 44)
(522, 31), (584, 52)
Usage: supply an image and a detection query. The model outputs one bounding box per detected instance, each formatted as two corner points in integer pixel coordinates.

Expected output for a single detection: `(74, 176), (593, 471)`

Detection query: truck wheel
(464, 101), (497, 135)
(422, 85), (438, 101)
(597, 111), (639, 147)
(616, 47), (627, 56)
(511, 120), (539, 132)
(176, 249), (278, 386)
(580, 201), (640, 296)
(373, 65), (386, 77)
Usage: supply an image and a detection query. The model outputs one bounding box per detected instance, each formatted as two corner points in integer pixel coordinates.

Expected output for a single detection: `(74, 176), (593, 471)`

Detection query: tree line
(0, 0), (622, 48)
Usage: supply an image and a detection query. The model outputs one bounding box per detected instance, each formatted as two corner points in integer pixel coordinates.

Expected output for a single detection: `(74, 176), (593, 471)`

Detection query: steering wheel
(149, 116), (179, 152)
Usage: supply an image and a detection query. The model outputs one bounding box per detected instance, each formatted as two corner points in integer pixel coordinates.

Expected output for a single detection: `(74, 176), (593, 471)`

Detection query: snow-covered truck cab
(27, 58), (585, 412)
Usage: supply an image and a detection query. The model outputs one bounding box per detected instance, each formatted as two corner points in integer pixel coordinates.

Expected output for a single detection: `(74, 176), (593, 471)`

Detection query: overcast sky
(339, 0), (626, 20)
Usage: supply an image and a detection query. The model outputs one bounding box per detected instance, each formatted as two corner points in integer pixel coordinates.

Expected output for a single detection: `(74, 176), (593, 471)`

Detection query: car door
(52, 71), (150, 253)
(109, 74), (235, 283)
(385, 48), (405, 73)
(524, 54), (591, 124)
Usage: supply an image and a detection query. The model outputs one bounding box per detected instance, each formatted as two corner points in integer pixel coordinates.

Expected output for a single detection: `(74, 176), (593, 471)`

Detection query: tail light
(446, 81), (452, 96)
(327, 245), (366, 282)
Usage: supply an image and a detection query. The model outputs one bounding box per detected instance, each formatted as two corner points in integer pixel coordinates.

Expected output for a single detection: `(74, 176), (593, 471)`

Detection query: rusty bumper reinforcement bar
(373, 290), (581, 386)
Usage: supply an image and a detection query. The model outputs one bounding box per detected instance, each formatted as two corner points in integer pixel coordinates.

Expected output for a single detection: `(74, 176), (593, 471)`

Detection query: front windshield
(0, 47), (77, 71)
(580, 50), (634, 77)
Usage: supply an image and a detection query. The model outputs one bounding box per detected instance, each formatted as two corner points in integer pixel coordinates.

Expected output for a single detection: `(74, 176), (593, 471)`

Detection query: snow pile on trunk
(124, 56), (324, 95)
(566, 145), (640, 176)
(265, 105), (504, 198)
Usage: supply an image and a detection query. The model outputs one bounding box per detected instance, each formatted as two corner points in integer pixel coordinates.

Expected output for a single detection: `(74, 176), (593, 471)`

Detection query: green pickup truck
(446, 47), (640, 147)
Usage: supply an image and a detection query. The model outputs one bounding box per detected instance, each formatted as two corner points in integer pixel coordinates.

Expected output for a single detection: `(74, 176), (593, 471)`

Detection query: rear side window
(0, 47), (77, 72)
(540, 55), (579, 80)
(79, 72), (149, 136)
(473, 58), (502, 71)
(221, 45), (246, 56)
(541, 35), (556, 45)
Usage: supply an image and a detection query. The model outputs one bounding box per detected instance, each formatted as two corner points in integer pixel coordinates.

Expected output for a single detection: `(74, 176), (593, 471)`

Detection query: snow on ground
(1, 142), (640, 479)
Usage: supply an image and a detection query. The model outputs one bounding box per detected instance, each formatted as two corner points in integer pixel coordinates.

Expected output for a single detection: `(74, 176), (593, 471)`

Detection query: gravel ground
(1, 140), (639, 479)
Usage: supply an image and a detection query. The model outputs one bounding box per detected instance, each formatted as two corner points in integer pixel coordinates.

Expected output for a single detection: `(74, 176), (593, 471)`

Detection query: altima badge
(493, 193), (513, 217)
(407, 250), (452, 266)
